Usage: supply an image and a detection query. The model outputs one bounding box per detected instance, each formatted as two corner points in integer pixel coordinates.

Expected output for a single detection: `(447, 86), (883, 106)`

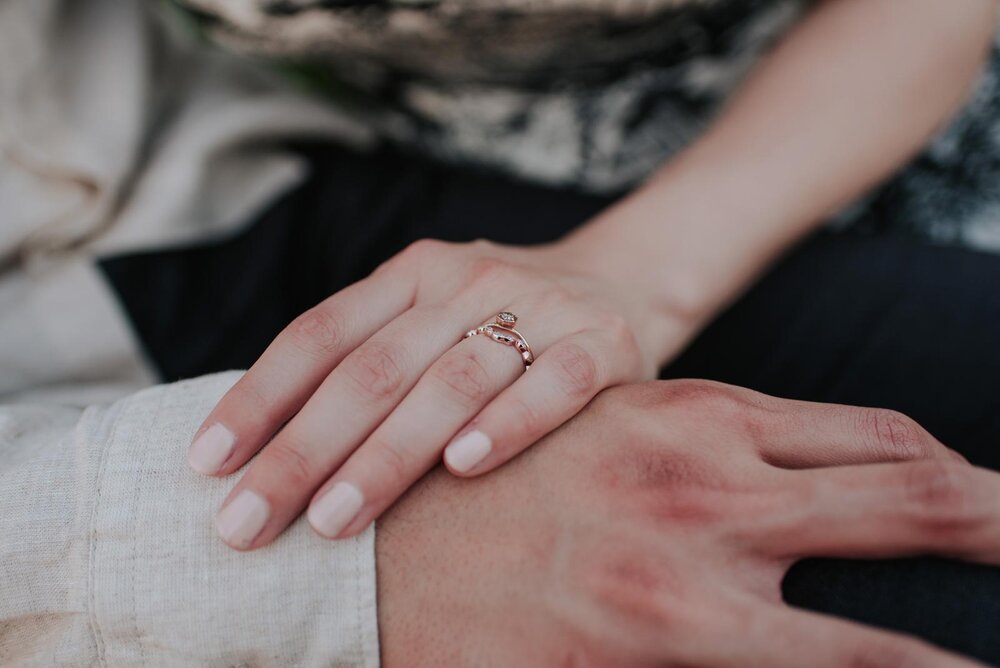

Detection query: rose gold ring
(463, 311), (534, 368)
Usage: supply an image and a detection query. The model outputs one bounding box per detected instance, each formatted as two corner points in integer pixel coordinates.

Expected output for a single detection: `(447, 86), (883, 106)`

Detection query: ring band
(463, 311), (534, 368)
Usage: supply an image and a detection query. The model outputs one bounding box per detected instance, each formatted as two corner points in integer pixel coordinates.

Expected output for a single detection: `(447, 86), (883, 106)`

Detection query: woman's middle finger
(307, 331), (526, 539)
(214, 300), (488, 550)
(188, 268), (415, 476)
(306, 306), (578, 539)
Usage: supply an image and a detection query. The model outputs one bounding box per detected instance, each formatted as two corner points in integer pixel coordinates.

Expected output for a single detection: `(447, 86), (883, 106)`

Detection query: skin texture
(200, 239), (679, 550)
(565, 0), (1000, 320)
(192, 0), (1000, 550)
(376, 380), (999, 667)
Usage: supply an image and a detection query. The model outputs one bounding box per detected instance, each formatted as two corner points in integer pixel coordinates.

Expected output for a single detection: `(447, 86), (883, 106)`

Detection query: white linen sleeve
(0, 371), (380, 667)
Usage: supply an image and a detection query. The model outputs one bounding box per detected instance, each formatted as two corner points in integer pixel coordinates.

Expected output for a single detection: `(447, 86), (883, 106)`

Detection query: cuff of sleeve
(85, 371), (381, 666)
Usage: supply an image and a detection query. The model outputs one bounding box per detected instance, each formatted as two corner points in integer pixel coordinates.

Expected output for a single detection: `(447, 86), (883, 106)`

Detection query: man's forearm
(561, 0), (998, 356)
(0, 373), (381, 667)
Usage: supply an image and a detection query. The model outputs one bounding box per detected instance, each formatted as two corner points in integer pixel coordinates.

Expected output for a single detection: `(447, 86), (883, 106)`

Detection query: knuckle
(607, 314), (637, 347)
(594, 379), (660, 408)
(699, 385), (753, 419)
(287, 308), (346, 358)
(430, 349), (492, 405)
(578, 547), (687, 632)
(598, 380), (770, 444)
(509, 394), (546, 442)
(905, 460), (965, 507)
(550, 341), (600, 399)
(343, 341), (405, 400)
(372, 438), (414, 488)
(645, 379), (731, 408)
(466, 256), (512, 285)
(623, 448), (722, 494)
(858, 409), (930, 462)
(642, 487), (722, 526)
(228, 377), (278, 424)
(401, 238), (446, 263)
(370, 254), (395, 277)
(606, 315), (642, 374)
(469, 238), (497, 251)
(846, 639), (930, 668)
(266, 437), (315, 487)
(551, 648), (612, 668)
(902, 460), (983, 530)
(535, 284), (576, 310)
(654, 379), (755, 422)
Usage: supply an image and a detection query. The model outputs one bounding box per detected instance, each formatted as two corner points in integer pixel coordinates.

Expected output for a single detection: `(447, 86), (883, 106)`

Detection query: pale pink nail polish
(188, 423), (235, 475)
(444, 430), (492, 473)
(308, 482), (364, 538)
(215, 490), (269, 549)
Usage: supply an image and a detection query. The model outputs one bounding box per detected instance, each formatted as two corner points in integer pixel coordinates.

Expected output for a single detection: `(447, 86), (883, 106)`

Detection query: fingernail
(188, 423), (235, 475)
(444, 430), (492, 473)
(215, 490), (269, 549)
(308, 482), (364, 539)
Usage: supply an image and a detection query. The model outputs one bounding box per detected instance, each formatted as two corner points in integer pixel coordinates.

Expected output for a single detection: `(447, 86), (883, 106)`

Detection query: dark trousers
(101, 141), (1000, 663)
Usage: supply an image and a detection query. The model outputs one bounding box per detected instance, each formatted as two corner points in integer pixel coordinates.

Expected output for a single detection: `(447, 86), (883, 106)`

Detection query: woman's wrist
(535, 218), (725, 368)
(541, 174), (782, 368)
(547, 0), (1000, 372)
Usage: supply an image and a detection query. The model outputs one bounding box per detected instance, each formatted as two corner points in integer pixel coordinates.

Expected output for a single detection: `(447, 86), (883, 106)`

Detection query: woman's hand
(189, 238), (692, 550)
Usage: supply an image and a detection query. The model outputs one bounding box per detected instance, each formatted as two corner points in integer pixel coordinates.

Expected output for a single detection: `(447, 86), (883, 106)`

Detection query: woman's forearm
(560, 0), (998, 360)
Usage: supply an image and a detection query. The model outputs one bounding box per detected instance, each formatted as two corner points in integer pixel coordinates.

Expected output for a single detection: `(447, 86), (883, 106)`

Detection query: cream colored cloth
(0, 5), (383, 662)
(0, 371), (380, 667)
(0, 0), (373, 405)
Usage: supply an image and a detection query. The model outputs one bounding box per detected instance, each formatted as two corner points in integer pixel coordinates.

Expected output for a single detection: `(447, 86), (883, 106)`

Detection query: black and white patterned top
(172, 0), (1000, 252)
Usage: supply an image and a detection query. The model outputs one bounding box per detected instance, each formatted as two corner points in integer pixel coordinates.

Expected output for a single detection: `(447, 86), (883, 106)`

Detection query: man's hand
(377, 380), (997, 667)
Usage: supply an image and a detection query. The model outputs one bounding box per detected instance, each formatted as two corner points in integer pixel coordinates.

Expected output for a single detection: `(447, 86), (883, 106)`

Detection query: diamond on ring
(495, 312), (517, 328)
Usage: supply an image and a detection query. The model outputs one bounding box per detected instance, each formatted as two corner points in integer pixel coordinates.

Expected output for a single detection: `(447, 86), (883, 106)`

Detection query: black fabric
(100, 143), (612, 380)
(100, 140), (1000, 664)
(665, 232), (1000, 471)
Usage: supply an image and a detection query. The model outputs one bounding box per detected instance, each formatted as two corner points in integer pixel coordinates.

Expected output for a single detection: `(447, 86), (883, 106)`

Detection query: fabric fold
(0, 371), (381, 667)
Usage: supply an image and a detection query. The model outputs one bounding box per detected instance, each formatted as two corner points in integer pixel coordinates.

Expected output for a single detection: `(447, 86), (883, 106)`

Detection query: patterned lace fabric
(172, 0), (1000, 253)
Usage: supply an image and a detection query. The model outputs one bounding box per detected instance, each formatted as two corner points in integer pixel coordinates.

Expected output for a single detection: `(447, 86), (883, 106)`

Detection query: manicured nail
(308, 482), (364, 539)
(188, 423), (235, 475)
(444, 430), (492, 473)
(215, 490), (269, 549)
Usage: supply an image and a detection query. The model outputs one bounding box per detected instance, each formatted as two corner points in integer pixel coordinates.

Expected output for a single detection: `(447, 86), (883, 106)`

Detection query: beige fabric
(0, 258), (155, 406)
(0, 7), (382, 660)
(0, 371), (380, 667)
(0, 0), (374, 405)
